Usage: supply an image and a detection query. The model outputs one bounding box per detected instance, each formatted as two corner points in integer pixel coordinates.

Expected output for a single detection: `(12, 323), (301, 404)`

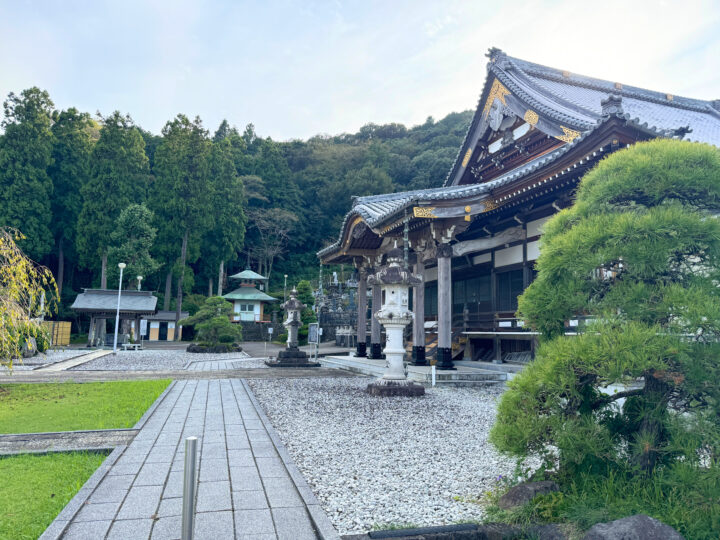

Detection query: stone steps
(321, 355), (506, 386)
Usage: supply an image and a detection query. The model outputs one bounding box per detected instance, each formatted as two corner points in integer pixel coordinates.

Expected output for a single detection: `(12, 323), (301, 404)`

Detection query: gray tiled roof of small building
(71, 289), (158, 313)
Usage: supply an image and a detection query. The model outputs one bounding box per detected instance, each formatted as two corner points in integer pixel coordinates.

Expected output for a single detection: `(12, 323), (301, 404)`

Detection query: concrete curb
(241, 379), (342, 540)
(38, 444), (126, 540)
(0, 428), (138, 455)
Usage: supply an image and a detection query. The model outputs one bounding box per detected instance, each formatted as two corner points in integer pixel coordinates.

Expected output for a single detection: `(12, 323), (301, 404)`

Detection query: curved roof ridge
(506, 54), (718, 115)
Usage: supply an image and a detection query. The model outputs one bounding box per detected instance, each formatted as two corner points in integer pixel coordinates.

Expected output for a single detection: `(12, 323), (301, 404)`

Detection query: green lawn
(0, 380), (171, 433)
(0, 451), (107, 540)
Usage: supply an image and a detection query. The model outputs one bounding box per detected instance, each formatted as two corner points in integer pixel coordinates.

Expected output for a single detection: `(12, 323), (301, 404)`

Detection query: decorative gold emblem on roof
(482, 79), (511, 117)
(481, 199), (499, 213)
(555, 126), (581, 143)
(523, 109), (539, 126)
(413, 206), (437, 219)
(461, 148), (473, 167)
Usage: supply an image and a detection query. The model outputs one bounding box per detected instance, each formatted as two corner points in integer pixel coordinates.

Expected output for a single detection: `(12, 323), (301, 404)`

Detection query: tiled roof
(228, 269), (268, 281)
(70, 289), (158, 313)
(511, 55), (720, 145)
(444, 48), (720, 186)
(223, 287), (278, 302)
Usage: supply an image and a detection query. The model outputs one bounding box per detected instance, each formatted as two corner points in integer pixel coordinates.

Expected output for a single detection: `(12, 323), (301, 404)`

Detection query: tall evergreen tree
(76, 111), (150, 287)
(0, 88), (55, 259)
(201, 139), (246, 296)
(49, 108), (93, 295)
(151, 115), (212, 335)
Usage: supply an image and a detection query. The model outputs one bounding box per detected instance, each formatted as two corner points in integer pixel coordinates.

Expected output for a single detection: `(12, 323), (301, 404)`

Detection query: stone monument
(366, 246), (425, 396)
(265, 288), (320, 367)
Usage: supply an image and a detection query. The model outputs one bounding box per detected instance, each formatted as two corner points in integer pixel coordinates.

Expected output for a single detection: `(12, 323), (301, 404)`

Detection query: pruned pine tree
(491, 140), (720, 482)
(0, 88), (55, 260)
(151, 115), (212, 337)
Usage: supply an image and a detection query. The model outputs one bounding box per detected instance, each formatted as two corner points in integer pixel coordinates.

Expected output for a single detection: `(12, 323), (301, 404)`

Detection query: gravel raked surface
(247, 377), (528, 535)
(70, 349), (266, 370)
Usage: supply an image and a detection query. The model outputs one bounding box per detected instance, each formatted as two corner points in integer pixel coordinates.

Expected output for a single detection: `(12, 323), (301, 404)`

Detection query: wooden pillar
(411, 259), (426, 365)
(436, 242), (455, 369)
(355, 266), (368, 357)
(369, 281), (383, 359)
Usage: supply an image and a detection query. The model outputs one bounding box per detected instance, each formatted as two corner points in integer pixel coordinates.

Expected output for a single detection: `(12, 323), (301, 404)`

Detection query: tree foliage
(491, 140), (720, 482)
(0, 228), (57, 367)
(76, 112), (150, 281)
(107, 204), (160, 287)
(0, 88), (55, 260)
(179, 296), (241, 345)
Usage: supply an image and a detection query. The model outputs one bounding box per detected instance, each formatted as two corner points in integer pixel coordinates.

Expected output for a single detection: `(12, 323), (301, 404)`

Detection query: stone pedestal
(265, 288), (320, 368)
(265, 346), (320, 368)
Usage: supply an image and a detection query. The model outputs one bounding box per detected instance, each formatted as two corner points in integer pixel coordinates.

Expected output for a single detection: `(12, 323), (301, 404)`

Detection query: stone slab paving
(187, 359), (268, 371)
(43, 379), (339, 540)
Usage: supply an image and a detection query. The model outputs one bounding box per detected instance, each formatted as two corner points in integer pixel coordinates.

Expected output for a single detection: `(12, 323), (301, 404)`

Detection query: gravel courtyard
(247, 377), (521, 535)
(70, 349), (268, 370)
(2, 349), (85, 371)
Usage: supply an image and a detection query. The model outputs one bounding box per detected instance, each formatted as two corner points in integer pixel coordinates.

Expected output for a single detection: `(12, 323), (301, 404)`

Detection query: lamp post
(137, 275), (143, 291)
(283, 274), (288, 304)
(113, 263), (126, 355)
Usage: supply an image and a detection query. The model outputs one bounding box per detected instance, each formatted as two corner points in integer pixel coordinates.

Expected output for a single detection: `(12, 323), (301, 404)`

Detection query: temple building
(318, 48), (720, 369)
(222, 268), (277, 322)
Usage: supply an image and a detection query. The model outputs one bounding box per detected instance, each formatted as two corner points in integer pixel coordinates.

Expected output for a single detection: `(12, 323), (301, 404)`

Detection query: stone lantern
(366, 246), (425, 396)
(265, 288), (319, 368)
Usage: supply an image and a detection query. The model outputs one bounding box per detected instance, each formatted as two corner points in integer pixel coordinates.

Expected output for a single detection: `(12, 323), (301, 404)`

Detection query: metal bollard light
(181, 436), (198, 540)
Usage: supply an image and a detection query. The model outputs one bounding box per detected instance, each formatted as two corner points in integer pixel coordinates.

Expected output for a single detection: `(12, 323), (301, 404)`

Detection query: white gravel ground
(70, 349), (265, 371)
(247, 377), (526, 535)
(1, 349), (86, 371)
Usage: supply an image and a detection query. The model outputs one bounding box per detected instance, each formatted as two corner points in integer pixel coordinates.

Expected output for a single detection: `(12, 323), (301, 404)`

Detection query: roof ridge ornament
(601, 94), (624, 116)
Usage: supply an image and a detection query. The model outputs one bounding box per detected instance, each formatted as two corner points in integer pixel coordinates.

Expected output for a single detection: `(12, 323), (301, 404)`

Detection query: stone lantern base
(265, 346), (320, 368)
(366, 379), (425, 397)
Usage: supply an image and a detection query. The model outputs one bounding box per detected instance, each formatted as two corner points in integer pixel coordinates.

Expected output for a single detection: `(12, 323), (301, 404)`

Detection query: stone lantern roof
(283, 288), (306, 312)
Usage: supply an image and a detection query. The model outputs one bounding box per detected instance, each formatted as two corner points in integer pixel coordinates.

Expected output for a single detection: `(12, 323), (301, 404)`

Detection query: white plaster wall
(527, 216), (550, 237)
(472, 253), (492, 265)
(527, 240), (541, 261)
(495, 245), (523, 267)
(425, 266), (438, 282)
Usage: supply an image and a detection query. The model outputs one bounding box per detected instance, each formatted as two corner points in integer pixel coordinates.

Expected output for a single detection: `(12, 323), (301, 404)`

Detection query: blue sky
(1, 0), (719, 140)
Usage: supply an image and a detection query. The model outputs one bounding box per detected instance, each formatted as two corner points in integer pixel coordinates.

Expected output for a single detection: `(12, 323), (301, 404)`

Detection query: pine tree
(49, 108), (93, 295)
(0, 88), (55, 260)
(76, 111), (150, 287)
(491, 140), (720, 481)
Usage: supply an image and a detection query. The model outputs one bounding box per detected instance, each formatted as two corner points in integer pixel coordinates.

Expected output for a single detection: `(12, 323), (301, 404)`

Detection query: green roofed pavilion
(223, 267), (277, 322)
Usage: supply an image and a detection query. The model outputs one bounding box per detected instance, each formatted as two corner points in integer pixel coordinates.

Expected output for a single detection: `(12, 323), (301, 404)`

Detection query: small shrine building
(222, 268), (277, 322)
(318, 48), (720, 368)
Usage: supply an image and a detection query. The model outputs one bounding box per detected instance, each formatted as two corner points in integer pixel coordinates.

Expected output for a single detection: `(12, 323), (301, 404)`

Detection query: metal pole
(113, 263), (125, 355)
(181, 436), (198, 540)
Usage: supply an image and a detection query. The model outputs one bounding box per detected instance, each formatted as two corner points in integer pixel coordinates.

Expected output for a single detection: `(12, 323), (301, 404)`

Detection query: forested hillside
(0, 86), (472, 327)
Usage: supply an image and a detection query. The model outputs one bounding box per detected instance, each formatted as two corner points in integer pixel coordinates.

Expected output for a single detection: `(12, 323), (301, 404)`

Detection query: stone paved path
(50, 379), (335, 539)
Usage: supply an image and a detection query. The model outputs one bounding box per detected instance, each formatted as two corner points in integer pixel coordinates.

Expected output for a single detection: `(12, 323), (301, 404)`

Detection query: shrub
(179, 296), (241, 346)
(490, 140), (720, 536)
